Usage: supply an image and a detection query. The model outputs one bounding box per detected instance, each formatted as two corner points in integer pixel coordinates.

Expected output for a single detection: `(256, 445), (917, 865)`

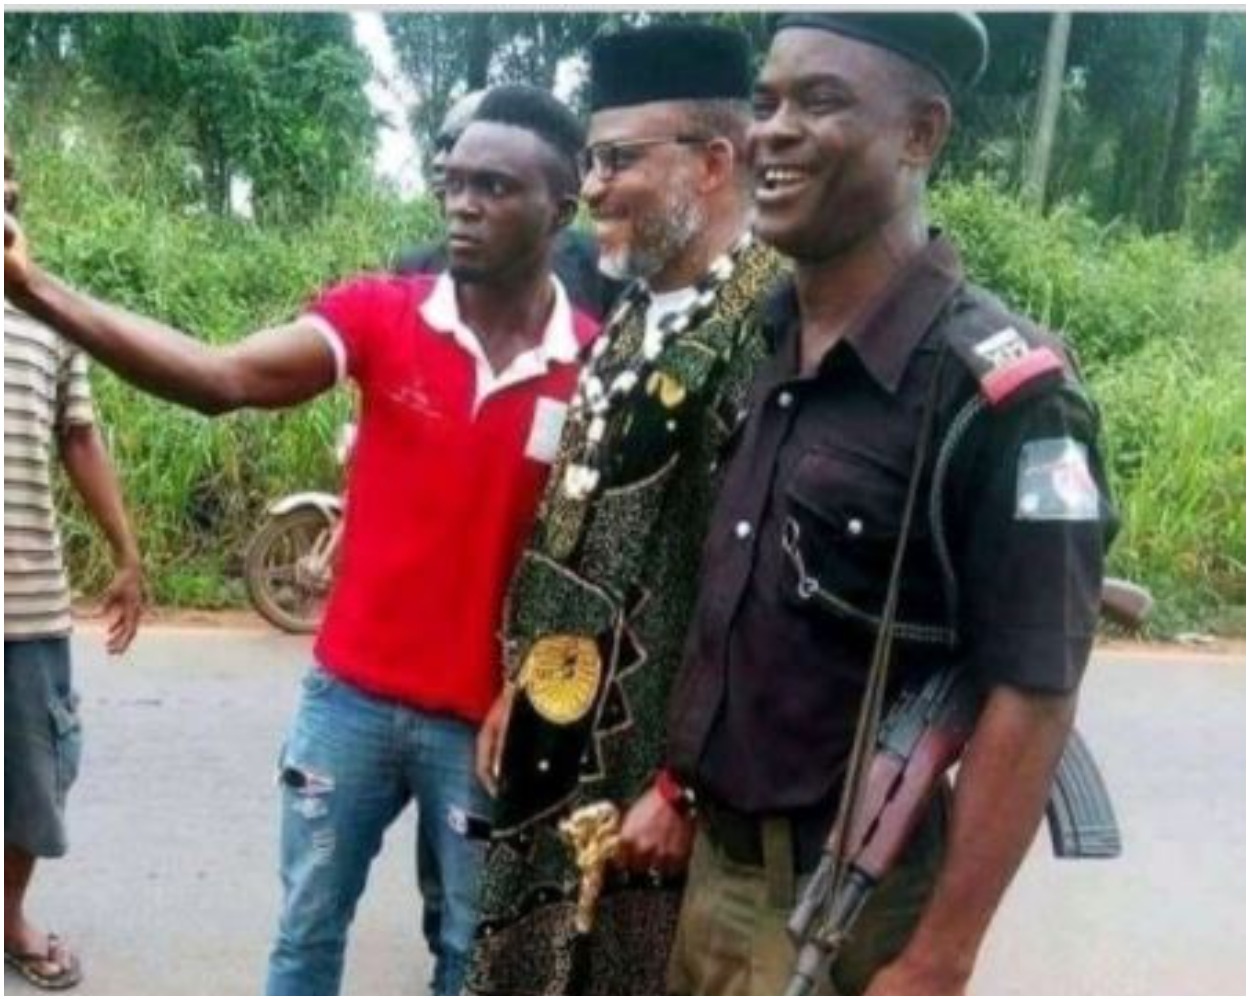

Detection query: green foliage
(186, 16), (378, 223)
(1189, 15), (1247, 250)
(9, 11), (1245, 244)
(5, 13), (376, 222)
(886, 12), (1245, 246)
(932, 178), (1245, 634)
(931, 179), (1244, 369)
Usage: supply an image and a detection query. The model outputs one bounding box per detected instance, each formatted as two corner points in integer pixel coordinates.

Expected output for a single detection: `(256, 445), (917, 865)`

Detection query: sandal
(5, 932), (82, 990)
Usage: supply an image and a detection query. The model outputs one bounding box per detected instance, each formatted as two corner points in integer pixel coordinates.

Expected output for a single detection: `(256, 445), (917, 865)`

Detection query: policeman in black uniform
(630, 14), (1119, 995)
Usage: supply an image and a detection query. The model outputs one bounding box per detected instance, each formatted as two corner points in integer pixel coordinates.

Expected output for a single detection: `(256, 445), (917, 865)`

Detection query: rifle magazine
(1046, 728), (1122, 859)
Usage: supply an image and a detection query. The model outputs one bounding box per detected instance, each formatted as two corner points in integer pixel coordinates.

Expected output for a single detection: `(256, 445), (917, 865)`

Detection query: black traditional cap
(774, 12), (989, 93)
(588, 24), (752, 112)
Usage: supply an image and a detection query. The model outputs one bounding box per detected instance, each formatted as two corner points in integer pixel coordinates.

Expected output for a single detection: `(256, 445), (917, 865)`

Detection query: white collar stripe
(418, 272), (578, 411)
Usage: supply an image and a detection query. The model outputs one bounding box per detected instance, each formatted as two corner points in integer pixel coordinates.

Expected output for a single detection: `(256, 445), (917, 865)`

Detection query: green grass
(932, 179), (1246, 372)
(1093, 340), (1246, 635)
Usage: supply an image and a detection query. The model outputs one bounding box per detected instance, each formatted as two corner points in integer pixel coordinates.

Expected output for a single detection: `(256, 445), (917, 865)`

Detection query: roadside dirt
(71, 605), (1245, 658)
(1096, 635), (1245, 658)
(74, 604), (273, 631)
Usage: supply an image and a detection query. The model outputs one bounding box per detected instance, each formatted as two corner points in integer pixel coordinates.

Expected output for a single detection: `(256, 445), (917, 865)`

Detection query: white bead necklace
(562, 233), (753, 501)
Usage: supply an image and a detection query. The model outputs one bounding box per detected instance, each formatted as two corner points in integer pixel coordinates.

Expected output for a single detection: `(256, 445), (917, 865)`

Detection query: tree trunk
(1110, 111), (1159, 223)
(1154, 14), (1210, 232)
(465, 14), (493, 90)
(1023, 12), (1072, 210)
(197, 124), (231, 217)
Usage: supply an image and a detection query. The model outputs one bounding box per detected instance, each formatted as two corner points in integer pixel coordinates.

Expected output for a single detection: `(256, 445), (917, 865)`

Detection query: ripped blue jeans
(265, 666), (491, 996)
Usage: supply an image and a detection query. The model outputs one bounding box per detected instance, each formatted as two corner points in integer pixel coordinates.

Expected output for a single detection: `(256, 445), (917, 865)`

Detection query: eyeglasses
(578, 135), (709, 181)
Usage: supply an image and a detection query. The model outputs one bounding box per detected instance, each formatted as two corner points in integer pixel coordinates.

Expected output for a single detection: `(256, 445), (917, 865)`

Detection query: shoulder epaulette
(942, 293), (1066, 409)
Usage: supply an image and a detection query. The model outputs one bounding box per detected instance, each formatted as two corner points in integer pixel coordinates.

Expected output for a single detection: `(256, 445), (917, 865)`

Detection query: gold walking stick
(559, 801), (622, 990)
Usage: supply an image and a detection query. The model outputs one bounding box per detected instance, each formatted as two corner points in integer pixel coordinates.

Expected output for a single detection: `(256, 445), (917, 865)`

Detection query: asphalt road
(4, 624), (1245, 996)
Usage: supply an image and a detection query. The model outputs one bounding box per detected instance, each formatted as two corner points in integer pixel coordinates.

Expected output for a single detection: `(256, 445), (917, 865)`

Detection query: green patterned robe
(466, 241), (786, 996)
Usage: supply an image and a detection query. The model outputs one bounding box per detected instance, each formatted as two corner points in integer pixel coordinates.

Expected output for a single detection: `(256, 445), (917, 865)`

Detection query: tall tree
(5, 12), (375, 221)
(383, 13), (481, 175)
(384, 11), (630, 173)
(1155, 14), (1211, 232)
(937, 13), (1051, 186)
(1190, 14), (1246, 246)
(464, 16), (492, 90)
(1067, 14), (1185, 225)
(1023, 12), (1072, 209)
(186, 15), (377, 223)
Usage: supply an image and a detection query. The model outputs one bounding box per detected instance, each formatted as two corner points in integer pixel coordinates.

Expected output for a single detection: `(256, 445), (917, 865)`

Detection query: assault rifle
(786, 578), (1151, 995)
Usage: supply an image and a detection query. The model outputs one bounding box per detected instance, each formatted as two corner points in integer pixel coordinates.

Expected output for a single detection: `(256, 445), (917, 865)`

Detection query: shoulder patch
(1016, 438), (1101, 522)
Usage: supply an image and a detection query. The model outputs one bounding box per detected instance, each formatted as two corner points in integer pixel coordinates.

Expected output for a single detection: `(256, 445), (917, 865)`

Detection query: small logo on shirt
(388, 382), (444, 421)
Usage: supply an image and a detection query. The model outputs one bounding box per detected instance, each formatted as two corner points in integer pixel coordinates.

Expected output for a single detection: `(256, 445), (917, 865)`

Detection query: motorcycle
(243, 423), (353, 634)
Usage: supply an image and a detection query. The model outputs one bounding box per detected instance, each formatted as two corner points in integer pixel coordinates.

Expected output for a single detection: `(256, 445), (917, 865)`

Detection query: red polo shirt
(304, 272), (597, 723)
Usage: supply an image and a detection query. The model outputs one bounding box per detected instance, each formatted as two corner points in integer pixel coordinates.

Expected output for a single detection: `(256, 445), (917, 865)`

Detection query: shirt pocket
(780, 445), (954, 647)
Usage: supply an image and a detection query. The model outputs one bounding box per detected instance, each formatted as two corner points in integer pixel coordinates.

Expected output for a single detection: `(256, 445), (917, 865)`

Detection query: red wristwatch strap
(655, 768), (697, 818)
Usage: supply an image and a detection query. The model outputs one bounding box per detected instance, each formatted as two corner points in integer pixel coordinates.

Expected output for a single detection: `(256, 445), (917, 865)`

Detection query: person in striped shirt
(4, 138), (143, 992)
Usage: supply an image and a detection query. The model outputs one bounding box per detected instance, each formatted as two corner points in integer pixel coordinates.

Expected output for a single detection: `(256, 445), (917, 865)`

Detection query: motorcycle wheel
(243, 507), (336, 634)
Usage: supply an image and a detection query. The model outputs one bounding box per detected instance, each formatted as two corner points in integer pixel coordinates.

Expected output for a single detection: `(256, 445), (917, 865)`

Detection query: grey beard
(598, 189), (705, 282)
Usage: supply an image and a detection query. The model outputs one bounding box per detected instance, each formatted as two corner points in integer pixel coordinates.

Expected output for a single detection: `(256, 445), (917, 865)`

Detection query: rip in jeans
(446, 804), (492, 841)
(281, 764), (337, 859)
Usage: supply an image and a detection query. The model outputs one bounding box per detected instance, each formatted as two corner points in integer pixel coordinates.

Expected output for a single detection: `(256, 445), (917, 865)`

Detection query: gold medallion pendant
(647, 370), (688, 409)
(519, 634), (602, 725)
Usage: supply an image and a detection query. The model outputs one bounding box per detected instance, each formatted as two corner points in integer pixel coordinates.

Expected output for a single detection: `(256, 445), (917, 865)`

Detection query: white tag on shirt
(526, 397), (568, 465)
(974, 326), (1031, 370)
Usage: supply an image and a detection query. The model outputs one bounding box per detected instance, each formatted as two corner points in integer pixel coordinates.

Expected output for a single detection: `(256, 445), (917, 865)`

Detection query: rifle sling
(826, 348), (950, 899)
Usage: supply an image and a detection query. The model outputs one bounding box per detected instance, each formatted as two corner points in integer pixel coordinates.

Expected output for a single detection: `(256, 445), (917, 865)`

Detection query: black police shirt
(666, 236), (1117, 816)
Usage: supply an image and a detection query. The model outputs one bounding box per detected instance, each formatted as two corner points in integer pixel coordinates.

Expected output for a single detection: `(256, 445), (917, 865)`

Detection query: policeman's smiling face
(442, 121), (573, 285)
(748, 29), (935, 262)
(581, 102), (708, 282)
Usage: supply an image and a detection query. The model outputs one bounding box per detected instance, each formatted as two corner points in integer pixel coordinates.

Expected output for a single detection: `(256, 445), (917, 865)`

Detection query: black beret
(589, 25), (752, 112)
(774, 12), (989, 93)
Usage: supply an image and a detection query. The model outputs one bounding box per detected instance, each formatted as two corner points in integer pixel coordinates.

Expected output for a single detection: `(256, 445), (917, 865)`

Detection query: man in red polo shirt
(4, 86), (596, 996)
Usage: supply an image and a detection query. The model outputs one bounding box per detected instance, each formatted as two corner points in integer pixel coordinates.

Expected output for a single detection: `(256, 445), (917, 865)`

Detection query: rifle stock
(786, 578), (1149, 994)
(1101, 577), (1153, 630)
(786, 669), (979, 995)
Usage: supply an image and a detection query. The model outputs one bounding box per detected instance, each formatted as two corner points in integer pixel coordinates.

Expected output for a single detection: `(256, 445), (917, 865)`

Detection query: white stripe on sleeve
(301, 314), (349, 385)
